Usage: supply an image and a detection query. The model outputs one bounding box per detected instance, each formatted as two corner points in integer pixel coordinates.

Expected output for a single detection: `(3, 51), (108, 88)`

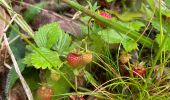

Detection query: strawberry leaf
(34, 22), (62, 48)
(24, 48), (62, 69)
(98, 29), (126, 44)
(52, 31), (73, 55)
(122, 39), (138, 52)
(98, 28), (138, 51)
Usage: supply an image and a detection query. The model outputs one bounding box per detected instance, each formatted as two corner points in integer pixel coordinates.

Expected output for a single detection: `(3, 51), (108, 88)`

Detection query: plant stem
(61, 0), (153, 47)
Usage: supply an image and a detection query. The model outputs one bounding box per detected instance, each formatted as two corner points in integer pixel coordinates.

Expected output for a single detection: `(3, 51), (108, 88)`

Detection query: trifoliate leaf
(155, 34), (170, 51)
(111, 11), (142, 22)
(24, 48), (62, 69)
(98, 29), (127, 44)
(47, 23), (62, 48)
(128, 21), (145, 31)
(122, 39), (138, 52)
(52, 31), (73, 55)
(34, 22), (62, 48)
(118, 21), (145, 31)
(98, 29), (137, 52)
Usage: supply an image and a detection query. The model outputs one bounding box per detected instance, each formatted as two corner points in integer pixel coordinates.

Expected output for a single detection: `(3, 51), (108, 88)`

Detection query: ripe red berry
(37, 86), (53, 100)
(67, 53), (82, 67)
(95, 11), (112, 28)
(133, 65), (146, 77)
(100, 11), (112, 19)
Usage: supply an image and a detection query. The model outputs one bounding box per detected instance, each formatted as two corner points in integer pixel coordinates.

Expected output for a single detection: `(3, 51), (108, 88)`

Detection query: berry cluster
(67, 52), (93, 68)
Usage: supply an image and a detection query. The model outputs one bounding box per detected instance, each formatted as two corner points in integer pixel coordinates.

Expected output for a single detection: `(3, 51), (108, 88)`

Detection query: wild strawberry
(119, 52), (131, 64)
(133, 64), (146, 77)
(50, 70), (60, 81)
(37, 86), (53, 100)
(95, 11), (112, 28)
(67, 53), (82, 67)
(81, 52), (93, 65)
(100, 11), (112, 19)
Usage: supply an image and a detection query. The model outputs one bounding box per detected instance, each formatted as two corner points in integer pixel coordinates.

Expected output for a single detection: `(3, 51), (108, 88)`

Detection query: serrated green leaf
(128, 21), (145, 31)
(155, 34), (170, 51)
(5, 60), (25, 95)
(24, 48), (62, 69)
(47, 23), (62, 48)
(34, 28), (47, 47)
(34, 22), (62, 48)
(97, 29), (137, 52)
(117, 21), (145, 31)
(110, 11), (142, 22)
(5, 24), (26, 96)
(52, 31), (73, 55)
(122, 39), (138, 52)
(98, 29), (126, 44)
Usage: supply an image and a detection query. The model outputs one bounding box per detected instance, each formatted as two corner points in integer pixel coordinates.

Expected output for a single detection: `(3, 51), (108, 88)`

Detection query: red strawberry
(100, 11), (112, 19)
(67, 53), (82, 67)
(133, 64), (146, 77)
(95, 11), (112, 28)
(37, 86), (53, 100)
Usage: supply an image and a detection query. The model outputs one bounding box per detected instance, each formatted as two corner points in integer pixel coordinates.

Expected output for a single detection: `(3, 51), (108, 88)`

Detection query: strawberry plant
(1, 0), (170, 99)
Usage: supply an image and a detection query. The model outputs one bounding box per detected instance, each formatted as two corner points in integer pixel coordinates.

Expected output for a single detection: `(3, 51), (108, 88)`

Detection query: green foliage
(115, 20), (145, 32)
(5, 60), (25, 97)
(34, 22), (62, 48)
(52, 31), (73, 55)
(84, 71), (98, 87)
(98, 28), (138, 51)
(24, 47), (62, 69)
(87, 1), (99, 11)
(23, 2), (46, 23)
(152, 18), (167, 33)
(98, 29), (124, 44)
(155, 34), (170, 51)
(110, 11), (142, 22)
(5, 24), (26, 97)
(45, 66), (73, 99)
(122, 39), (138, 52)
(24, 22), (75, 70)
(165, 0), (170, 8)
